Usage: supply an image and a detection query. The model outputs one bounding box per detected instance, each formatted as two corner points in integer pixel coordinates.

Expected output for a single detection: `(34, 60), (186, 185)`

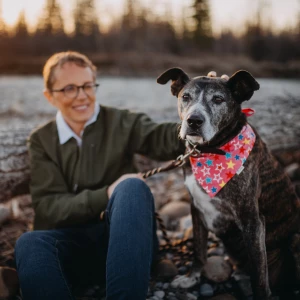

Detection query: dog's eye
(182, 94), (190, 102)
(213, 96), (224, 104)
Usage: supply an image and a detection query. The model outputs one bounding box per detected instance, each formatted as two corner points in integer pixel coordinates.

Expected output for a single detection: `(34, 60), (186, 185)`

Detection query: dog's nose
(187, 114), (204, 130)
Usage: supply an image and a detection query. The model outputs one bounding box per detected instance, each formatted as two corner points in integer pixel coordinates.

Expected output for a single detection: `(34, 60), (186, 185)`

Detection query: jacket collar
(56, 103), (100, 146)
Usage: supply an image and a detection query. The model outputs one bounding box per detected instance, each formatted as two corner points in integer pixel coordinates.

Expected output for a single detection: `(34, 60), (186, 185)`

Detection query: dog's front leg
(191, 201), (208, 269)
(241, 215), (272, 299)
(171, 202), (207, 289)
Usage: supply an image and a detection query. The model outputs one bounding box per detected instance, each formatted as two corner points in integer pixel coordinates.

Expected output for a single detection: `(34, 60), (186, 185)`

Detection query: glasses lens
(64, 85), (78, 99)
(83, 83), (98, 96)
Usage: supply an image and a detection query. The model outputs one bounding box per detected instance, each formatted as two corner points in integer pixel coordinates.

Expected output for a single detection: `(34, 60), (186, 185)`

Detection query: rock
(154, 290), (165, 299)
(236, 279), (253, 297)
(209, 294), (237, 300)
(0, 267), (19, 299)
(0, 204), (11, 225)
(203, 256), (233, 282)
(183, 226), (193, 239)
(207, 247), (224, 257)
(178, 266), (187, 275)
(163, 283), (169, 289)
(153, 259), (178, 279)
(179, 214), (192, 232)
(199, 283), (214, 297)
(159, 201), (190, 222)
(186, 292), (197, 300)
(171, 272), (201, 289)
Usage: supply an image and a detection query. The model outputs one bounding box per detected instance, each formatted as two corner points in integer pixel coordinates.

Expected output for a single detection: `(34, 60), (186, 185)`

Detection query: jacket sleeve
(28, 133), (109, 230)
(126, 112), (185, 161)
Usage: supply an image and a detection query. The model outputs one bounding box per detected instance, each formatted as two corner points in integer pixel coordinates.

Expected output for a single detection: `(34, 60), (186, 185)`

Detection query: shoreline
(0, 53), (299, 78)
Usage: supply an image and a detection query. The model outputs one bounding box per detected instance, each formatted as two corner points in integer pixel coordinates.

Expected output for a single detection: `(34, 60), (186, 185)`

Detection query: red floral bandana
(189, 124), (256, 197)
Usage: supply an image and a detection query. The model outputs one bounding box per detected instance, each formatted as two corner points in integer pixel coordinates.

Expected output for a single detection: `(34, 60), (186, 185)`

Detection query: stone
(209, 294), (237, 300)
(163, 283), (169, 289)
(171, 272), (201, 289)
(199, 283), (214, 297)
(179, 214), (192, 232)
(0, 267), (19, 299)
(159, 201), (190, 221)
(237, 279), (253, 297)
(207, 247), (224, 257)
(186, 292), (197, 300)
(154, 290), (165, 299)
(153, 259), (178, 280)
(0, 204), (11, 225)
(203, 256), (232, 282)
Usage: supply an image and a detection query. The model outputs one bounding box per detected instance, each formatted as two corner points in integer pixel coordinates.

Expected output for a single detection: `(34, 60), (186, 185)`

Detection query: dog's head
(157, 68), (259, 145)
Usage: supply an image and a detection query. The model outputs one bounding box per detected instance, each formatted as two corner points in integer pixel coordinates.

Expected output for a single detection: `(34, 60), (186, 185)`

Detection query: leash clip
(176, 145), (200, 166)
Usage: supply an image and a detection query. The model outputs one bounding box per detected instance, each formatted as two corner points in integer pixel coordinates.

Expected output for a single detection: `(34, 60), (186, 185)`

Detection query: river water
(0, 76), (299, 139)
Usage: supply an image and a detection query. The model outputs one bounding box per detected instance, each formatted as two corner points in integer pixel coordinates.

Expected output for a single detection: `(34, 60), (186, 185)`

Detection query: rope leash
(142, 146), (201, 249)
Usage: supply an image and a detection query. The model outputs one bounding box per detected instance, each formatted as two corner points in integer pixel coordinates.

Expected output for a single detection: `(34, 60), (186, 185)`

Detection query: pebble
(155, 282), (163, 289)
(153, 259), (178, 279)
(186, 292), (197, 300)
(203, 256), (232, 282)
(178, 266), (187, 274)
(163, 283), (169, 289)
(199, 283), (214, 297)
(159, 201), (191, 222)
(207, 247), (224, 256)
(154, 290), (165, 299)
(210, 294), (237, 300)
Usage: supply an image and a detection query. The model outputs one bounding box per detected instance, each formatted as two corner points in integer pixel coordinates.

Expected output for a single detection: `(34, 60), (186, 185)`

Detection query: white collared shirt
(56, 103), (100, 147)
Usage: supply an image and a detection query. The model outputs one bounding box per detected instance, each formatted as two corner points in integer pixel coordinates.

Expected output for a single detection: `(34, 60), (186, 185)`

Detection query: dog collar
(189, 124), (256, 197)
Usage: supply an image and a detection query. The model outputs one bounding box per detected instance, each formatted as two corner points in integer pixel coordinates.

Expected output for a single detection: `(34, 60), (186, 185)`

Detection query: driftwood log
(1, 94), (300, 203)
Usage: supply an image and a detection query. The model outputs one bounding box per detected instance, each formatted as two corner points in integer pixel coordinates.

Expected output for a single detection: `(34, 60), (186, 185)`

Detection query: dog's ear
(157, 68), (190, 97)
(227, 70), (260, 103)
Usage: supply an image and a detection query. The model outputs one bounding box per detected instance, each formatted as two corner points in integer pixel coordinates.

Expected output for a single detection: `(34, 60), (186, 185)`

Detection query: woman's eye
(213, 96), (224, 104)
(64, 85), (76, 92)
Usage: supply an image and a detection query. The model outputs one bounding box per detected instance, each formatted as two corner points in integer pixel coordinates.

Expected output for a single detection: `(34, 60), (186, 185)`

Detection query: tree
(0, 0), (6, 36)
(191, 0), (213, 50)
(74, 0), (99, 37)
(37, 0), (64, 36)
(14, 10), (29, 38)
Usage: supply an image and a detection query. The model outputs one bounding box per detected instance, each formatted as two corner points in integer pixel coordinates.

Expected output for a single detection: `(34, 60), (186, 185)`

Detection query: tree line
(0, 0), (299, 64)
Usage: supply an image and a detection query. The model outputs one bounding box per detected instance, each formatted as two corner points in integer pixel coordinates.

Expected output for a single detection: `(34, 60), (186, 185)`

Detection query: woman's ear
(43, 89), (55, 107)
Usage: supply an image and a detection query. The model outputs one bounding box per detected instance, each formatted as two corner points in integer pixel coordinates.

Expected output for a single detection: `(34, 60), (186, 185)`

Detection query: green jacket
(28, 105), (185, 230)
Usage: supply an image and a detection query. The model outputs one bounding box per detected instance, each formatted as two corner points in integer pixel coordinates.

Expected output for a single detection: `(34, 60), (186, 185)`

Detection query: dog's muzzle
(187, 114), (204, 130)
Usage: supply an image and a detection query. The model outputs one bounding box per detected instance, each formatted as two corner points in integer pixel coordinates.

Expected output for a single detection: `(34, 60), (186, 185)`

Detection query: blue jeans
(15, 178), (158, 300)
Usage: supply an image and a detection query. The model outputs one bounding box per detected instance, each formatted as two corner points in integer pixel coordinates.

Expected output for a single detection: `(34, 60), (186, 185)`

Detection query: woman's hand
(107, 173), (145, 198)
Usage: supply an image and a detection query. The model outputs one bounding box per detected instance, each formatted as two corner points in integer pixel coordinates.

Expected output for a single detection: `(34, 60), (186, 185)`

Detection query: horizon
(1, 0), (299, 36)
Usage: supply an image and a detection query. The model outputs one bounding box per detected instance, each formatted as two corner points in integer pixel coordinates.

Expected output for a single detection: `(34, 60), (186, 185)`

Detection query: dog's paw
(171, 271), (201, 289)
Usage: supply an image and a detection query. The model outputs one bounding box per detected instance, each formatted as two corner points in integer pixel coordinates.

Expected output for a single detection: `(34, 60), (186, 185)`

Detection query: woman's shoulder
(29, 118), (57, 142)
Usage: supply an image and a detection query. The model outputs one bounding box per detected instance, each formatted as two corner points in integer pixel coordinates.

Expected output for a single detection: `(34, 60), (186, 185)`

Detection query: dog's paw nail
(207, 71), (217, 77)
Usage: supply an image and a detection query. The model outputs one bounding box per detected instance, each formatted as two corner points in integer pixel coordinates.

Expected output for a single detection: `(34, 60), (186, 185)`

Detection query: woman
(14, 51), (184, 300)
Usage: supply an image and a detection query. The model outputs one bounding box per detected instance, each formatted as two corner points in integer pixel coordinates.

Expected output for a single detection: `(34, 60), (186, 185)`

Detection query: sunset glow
(1, 0), (299, 35)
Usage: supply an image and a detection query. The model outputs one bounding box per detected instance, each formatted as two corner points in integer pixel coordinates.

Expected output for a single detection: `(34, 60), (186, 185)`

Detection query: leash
(142, 143), (225, 251)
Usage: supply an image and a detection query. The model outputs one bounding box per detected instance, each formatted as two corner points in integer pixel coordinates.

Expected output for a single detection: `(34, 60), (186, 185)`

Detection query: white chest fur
(185, 174), (221, 232)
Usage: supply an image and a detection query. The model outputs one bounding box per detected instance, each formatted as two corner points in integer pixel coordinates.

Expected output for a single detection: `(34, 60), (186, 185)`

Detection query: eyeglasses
(51, 83), (99, 99)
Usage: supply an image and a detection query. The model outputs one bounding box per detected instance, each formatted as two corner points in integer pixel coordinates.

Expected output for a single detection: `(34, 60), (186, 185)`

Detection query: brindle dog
(157, 68), (300, 299)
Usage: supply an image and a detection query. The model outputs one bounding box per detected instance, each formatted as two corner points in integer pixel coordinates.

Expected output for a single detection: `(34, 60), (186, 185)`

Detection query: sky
(1, 0), (299, 36)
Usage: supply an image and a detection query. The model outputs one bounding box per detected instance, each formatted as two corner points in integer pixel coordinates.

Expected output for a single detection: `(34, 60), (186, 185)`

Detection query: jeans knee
(109, 178), (154, 212)
(15, 231), (54, 269)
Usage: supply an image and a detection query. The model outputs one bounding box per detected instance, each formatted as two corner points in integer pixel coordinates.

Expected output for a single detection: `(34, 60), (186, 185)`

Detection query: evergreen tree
(37, 0), (64, 35)
(74, 0), (99, 37)
(192, 0), (213, 50)
(14, 10), (29, 38)
(0, 0), (6, 36)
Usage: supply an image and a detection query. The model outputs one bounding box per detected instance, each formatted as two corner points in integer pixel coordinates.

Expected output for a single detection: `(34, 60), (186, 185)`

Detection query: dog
(157, 68), (300, 299)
